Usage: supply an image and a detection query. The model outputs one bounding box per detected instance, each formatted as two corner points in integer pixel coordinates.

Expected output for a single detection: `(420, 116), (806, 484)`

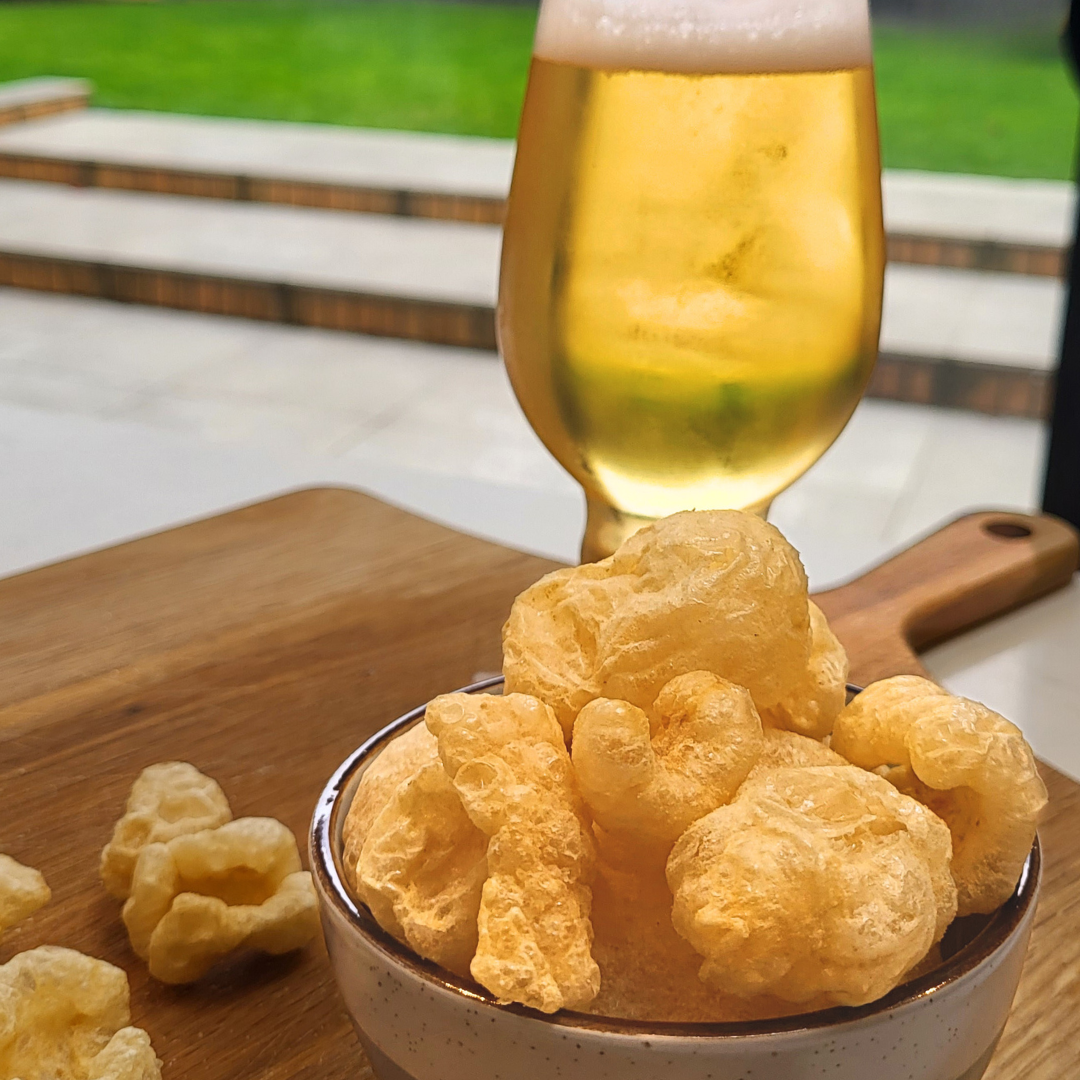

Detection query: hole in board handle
(984, 520), (1033, 540)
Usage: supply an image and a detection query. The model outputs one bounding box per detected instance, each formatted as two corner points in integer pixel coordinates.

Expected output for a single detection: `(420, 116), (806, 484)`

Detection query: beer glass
(498, 0), (885, 561)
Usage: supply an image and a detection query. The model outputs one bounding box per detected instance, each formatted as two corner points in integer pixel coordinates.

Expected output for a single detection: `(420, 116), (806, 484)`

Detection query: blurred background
(0, 0), (1075, 592)
(872, 0), (1065, 22)
(0, 0), (1072, 174)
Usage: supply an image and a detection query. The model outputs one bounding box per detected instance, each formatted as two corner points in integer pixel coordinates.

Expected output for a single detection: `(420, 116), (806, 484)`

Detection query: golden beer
(499, 55), (885, 559)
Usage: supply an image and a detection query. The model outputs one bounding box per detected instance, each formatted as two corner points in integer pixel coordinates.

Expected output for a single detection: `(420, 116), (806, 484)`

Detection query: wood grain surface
(815, 508), (1080, 1080)
(0, 489), (1077, 1079)
(814, 509), (1080, 687)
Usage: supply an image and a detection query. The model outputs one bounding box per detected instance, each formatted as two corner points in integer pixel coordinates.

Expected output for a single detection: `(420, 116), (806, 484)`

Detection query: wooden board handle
(813, 511), (1080, 687)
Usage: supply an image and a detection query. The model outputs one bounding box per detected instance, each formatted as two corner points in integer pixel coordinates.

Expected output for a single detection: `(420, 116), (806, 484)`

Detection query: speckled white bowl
(311, 678), (1041, 1080)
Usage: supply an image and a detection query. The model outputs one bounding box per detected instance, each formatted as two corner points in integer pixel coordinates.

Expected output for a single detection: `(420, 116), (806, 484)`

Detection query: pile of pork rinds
(0, 764), (322, 1079)
(343, 510), (1048, 1021)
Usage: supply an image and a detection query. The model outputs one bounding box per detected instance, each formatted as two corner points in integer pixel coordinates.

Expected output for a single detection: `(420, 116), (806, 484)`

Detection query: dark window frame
(1043, 1), (1080, 528)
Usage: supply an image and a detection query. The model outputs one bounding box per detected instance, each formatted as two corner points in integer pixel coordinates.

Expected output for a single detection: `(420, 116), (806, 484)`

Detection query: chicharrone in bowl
(311, 678), (1041, 1080)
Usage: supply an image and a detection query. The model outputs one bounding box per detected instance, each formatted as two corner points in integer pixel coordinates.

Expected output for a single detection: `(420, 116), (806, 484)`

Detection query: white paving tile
(117, 393), (367, 458)
(0, 288), (1050, 589)
(880, 264), (1063, 370)
(771, 480), (910, 590)
(0, 287), (249, 388)
(169, 323), (461, 423)
(772, 400), (1047, 590)
(344, 354), (576, 495)
(0, 357), (140, 416)
(885, 409), (1046, 545)
(789, 398), (934, 493)
(771, 399), (936, 587)
(882, 170), (1074, 248)
(0, 398), (586, 574)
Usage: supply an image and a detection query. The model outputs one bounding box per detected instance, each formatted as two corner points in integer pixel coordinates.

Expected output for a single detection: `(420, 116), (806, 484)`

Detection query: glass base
(580, 500), (655, 563)
(580, 496), (773, 563)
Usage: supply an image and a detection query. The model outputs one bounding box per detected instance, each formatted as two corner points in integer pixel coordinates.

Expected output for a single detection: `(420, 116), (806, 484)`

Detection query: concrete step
(0, 78), (91, 129)
(0, 108), (512, 225)
(0, 177), (1062, 419)
(873, 266), (1060, 421)
(0, 178), (500, 349)
(884, 171), (1072, 279)
(0, 107), (1070, 276)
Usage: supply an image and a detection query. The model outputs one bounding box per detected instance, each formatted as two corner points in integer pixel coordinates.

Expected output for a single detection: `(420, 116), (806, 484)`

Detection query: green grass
(0, 1), (1075, 177)
(873, 24), (1077, 179)
(0, 0), (538, 137)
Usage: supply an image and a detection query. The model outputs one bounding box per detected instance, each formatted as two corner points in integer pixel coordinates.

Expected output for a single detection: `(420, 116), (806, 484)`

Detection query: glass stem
(580, 495), (774, 563)
(581, 499), (654, 563)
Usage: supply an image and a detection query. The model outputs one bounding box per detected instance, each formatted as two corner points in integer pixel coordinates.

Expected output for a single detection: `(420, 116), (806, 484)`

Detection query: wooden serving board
(0, 489), (1077, 1079)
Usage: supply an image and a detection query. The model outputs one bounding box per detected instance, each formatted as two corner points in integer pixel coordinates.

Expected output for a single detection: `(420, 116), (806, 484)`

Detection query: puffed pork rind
(761, 602), (849, 739)
(425, 692), (600, 1013)
(357, 758), (488, 978)
(0, 853), (50, 938)
(572, 671), (764, 851)
(0, 945), (161, 1080)
(832, 677), (1048, 916)
(745, 727), (849, 782)
(86, 1028), (163, 1080)
(588, 857), (802, 1023)
(343, 723), (440, 892)
(122, 816), (320, 984)
(502, 510), (811, 737)
(831, 676), (950, 769)
(100, 761), (232, 900)
(667, 766), (958, 1008)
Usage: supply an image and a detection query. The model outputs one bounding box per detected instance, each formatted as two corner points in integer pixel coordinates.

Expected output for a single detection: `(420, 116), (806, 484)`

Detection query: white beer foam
(535, 0), (872, 74)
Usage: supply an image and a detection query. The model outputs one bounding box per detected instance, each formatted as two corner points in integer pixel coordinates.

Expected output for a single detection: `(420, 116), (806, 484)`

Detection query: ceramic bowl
(311, 677), (1041, 1080)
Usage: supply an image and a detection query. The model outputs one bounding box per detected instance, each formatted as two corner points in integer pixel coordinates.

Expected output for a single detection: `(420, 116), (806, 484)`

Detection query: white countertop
(924, 578), (1080, 782)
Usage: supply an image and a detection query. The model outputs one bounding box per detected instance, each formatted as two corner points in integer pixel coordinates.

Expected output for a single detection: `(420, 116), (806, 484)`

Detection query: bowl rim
(310, 676), (1041, 1039)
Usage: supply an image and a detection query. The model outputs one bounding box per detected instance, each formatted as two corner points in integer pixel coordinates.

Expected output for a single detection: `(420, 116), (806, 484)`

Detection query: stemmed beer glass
(498, 0), (885, 561)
